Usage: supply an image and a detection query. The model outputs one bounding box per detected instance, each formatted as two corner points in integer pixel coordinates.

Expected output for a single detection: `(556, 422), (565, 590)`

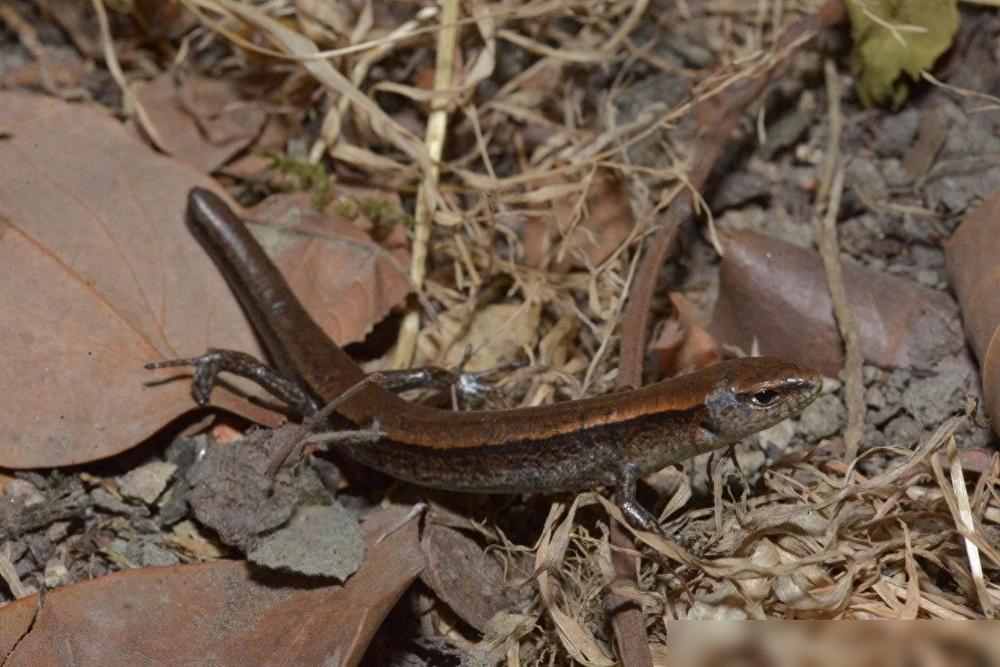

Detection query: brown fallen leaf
(651, 292), (721, 378)
(0, 591), (36, 656)
(420, 523), (515, 633)
(0, 91), (267, 468)
(244, 192), (412, 344)
(133, 0), (189, 39)
(35, 0), (101, 59)
(0, 92), (412, 468)
(0, 505), (423, 666)
(2, 57), (85, 91)
(711, 231), (961, 377)
(219, 114), (295, 180)
(944, 190), (1000, 434)
(245, 187), (404, 236)
(522, 170), (634, 272)
(135, 71), (267, 173)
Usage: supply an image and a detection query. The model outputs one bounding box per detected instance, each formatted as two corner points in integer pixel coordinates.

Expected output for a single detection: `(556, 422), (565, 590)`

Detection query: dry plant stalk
(814, 59), (865, 464)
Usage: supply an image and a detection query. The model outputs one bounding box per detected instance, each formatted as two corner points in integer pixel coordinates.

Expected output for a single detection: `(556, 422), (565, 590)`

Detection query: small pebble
(139, 541), (180, 568)
(884, 415), (921, 445)
(5, 479), (44, 506)
(45, 521), (70, 543)
(43, 557), (70, 588)
(799, 394), (845, 440)
(117, 460), (177, 505)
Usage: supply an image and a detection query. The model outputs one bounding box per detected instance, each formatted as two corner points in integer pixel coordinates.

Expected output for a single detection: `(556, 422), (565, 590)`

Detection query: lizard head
(700, 357), (822, 446)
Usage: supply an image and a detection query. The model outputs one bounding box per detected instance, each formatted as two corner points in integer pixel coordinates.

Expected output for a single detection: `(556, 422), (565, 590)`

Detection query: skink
(149, 188), (822, 532)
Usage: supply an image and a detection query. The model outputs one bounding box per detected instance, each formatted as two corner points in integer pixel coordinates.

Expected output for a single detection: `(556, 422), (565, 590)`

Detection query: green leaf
(846, 0), (959, 108)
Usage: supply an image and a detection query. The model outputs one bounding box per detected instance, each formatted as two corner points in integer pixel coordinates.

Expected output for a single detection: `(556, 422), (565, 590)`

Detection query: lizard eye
(750, 389), (780, 407)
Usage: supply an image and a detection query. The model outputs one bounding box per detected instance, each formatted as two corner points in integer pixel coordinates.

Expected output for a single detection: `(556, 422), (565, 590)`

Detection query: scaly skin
(148, 188), (822, 533)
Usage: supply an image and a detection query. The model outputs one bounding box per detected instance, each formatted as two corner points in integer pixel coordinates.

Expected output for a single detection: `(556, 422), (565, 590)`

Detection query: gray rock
(882, 158), (912, 188)
(139, 540), (180, 567)
(871, 108), (919, 157)
(90, 487), (148, 518)
(45, 521), (70, 543)
(5, 479), (44, 506)
(884, 415), (921, 445)
(43, 556), (70, 588)
(903, 368), (973, 425)
(798, 393), (845, 440)
(118, 460), (177, 505)
(846, 156), (889, 201)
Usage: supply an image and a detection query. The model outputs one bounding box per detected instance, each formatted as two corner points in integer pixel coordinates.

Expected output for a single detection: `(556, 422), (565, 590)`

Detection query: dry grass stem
(815, 59), (865, 464)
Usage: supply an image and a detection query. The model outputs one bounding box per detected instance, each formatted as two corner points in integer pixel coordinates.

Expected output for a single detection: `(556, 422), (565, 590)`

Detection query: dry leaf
(218, 114), (294, 180)
(0, 92), (413, 468)
(711, 231), (961, 377)
(0, 91), (267, 468)
(535, 497), (615, 666)
(3, 57), (85, 90)
(0, 591), (36, 656)
(133, 0), (188, 38)
(185, 427), (312, 548)
(901, 106), (949, 180)
(435, 302), (542, 372)
(420, 523), (514, 632)
(248, 503), (365, 580)
(651, 292), (721, 377)
(209, 0), (429, 168)
(522, 170), (634, 271)
(0, 505), (422, 666)
(135, 71), (267, 173)
(245, 185), (409, 251)
(243, 192), (412, 345)
(35, 0), (101, 58)
(944, 190), (1000, 434)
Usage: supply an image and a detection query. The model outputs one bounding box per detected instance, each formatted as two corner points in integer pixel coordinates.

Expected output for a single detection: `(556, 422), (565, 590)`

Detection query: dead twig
(814, 58), (864, 464)
(394, 0), (461, 367)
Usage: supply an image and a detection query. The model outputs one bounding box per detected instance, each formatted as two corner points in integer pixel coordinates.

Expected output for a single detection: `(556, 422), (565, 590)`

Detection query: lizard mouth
(699, 420), (718, 442)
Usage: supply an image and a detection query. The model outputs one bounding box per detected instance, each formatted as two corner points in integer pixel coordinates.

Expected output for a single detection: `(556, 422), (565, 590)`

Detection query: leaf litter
(2, 0), (1000, 664)
(249, 503), (365, 580)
